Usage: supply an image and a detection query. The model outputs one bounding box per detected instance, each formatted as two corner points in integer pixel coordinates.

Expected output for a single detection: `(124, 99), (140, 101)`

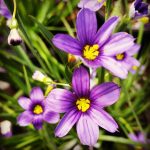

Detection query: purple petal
(120, 56), (134, 70)
(129, 57), (140, 74)
(138, 132), (146, 143)
(128, 133), (138, 142)
(32, 115), (43, 130)
(0, 0), (11, 19)
(30, 87), (44, 101)
(76, 113), (99, 146)
(17, 111), (33, 126)
(72, 66), (90, 98)
(123, 56), (140, 71)
(101, 56), (128, 79)
(78, 0), (106, 11)
(102, 32), (135, 56)
(134, 0), (142, 8)
(55, 109), (81, 137)
(46, 89), (76, 113)
(89, 108), (118, 133)
(137, 2), (148, 14)
(76, 8), (97, 45)
(126, 44), (140, 56)
(90, 82), (120, 107)
(80, 54), (102, 69)
(18, 96), (31, 110)
(43, 111), (60, 124)
(52, 34), (82, 55)
(94, 16), (119, 46)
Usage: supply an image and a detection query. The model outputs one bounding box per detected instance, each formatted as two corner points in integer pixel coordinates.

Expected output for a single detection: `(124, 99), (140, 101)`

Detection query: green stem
(0, 102), (16, 116)
(99, 135), (142, 145)
(23, 65), (31, 94)
(127, 98), (144, 133)
(105, 0), (112, 20)
(122, 82), (144, 134)
(97, 68), (105, 84)
(137, 23), (144, 44)
(124, 0), (129, 16)
(73, 61), (83, 69)
(13, 0), (17, 19)
(51, 81), (71, 87)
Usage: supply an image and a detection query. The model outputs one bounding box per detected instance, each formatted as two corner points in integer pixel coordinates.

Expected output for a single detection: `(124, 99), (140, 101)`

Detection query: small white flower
(8, 28), (22, 46)
(0, 120), (12, 137)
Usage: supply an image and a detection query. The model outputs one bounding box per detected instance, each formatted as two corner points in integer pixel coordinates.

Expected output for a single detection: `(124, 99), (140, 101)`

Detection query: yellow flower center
(116, 53), (125, 60)
(76, 98), (90, 112)
(33, 105), (43, 115)
(132, 65), (138, 71)
(97, 0), (106, 6)
(83, 44), (99, 60)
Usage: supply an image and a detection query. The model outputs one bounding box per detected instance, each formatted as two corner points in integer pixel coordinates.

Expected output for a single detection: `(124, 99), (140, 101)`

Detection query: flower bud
(45, 85), (55, 96)
(8, 28), (22, 46)
(32, 70), (52, 83)
(68, 54), (76, 63)
(0, 120), (12, 138)
(9, 18), (18, 29)
(138, 17), (149, 24)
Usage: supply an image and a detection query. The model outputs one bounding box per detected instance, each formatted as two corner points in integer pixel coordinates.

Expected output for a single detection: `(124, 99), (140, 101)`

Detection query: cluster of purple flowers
(9, 0), (148, 147)
(53, 8), (140, 79)
(18, 67), (120, 146)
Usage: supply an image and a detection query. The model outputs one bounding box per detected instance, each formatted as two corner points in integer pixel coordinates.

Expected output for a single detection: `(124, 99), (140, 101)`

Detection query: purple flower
(129, 132), (150, 144)
(46, 66), (120, 146)
(52, 8), (139, 79)
(78, 0), (106, 11)
(0, 0), (11, 19)
(112, 43), (140, 74)
(17, 87), (60, 130)
(129, 0), (149, 19)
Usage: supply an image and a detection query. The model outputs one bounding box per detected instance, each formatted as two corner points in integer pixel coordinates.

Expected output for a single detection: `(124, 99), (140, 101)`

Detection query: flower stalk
(12, 0), (17, 19)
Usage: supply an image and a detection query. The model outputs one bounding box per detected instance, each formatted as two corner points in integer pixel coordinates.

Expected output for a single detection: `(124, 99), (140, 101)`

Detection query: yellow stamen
(33, 105), (43, 114)
(116, 53), (125, 60)
(76, 98), (90, 112)
(132, 65), (138, 71)
(83, 44), (99, 60)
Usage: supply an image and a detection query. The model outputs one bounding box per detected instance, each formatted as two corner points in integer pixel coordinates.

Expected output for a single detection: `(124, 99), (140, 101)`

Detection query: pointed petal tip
(76, 7), (97, 45)
(52, 34), (82, 55)
(30, 87), (44, 100)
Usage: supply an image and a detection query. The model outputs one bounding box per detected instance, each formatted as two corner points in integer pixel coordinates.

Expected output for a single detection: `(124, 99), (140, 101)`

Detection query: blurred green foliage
(0, 0), (150, 149)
